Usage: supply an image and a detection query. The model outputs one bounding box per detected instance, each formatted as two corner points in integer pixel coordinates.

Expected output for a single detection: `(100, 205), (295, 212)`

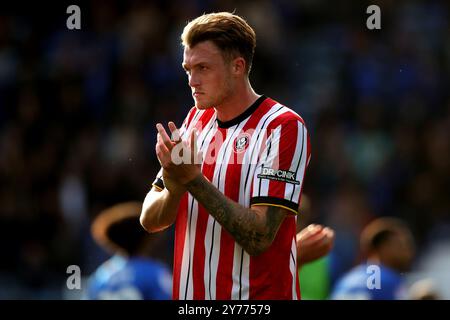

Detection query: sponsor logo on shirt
(257, 167), (300, 184)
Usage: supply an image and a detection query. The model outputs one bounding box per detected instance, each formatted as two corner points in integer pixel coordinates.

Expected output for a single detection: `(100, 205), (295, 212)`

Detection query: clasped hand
(155, 121), (202, 186)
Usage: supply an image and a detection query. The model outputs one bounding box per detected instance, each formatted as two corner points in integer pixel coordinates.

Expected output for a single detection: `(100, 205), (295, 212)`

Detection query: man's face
(182, 41), (234, 109)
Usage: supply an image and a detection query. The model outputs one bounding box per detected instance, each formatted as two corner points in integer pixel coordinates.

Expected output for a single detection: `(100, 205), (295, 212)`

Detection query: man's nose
(189, 72), (200, 88)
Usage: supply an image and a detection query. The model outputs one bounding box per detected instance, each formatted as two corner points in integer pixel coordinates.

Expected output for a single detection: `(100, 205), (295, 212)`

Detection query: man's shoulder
(264, 97), (306, 125)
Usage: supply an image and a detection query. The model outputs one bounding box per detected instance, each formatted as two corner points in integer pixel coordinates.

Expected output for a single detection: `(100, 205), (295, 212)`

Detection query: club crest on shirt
(234, 133), (251, 153)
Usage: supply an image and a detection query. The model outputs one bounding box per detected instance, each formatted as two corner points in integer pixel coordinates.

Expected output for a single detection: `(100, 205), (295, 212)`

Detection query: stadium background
(0, 0), (449, 299)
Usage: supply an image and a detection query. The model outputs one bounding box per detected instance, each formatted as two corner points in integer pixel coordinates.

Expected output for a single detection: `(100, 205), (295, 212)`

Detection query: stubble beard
(194, 77), (234, 110)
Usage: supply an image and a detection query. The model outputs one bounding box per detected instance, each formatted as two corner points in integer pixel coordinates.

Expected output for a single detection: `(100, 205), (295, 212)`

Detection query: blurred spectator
(331, 217), (415, 300)
(84, 201), (172, 300)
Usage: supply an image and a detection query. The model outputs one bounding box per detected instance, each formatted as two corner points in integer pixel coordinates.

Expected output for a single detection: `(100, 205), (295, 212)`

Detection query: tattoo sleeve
(185, 174), (287, 256)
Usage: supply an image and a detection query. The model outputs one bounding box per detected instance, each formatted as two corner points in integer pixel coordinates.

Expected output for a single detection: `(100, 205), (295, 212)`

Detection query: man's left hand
(155, 121), (202, 185)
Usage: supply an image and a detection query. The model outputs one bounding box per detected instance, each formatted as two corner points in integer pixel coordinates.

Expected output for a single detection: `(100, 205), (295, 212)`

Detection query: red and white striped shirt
(152, 95), (311, 300)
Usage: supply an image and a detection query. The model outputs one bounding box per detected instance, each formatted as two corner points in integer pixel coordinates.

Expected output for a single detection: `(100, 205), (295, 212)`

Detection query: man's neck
(215, 81), (260, 122)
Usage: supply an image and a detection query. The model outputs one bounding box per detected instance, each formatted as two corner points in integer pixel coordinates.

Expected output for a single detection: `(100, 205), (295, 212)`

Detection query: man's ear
(232, 57), (246, 76)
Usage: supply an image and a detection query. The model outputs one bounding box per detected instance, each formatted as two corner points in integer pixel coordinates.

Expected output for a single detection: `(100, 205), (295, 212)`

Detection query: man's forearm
(140, 188), (183, 233)
(185, 174), (283, 256)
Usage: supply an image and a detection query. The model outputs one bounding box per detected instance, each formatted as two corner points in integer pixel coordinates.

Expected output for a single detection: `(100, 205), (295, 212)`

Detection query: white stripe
(179, 194), (191, 300)
(178, 114), (189, 138)
(231, 246), (251, 300)
(197, 114), (217, 153)
(185, 195), (199, 299)
(198, 115), (218, 170)
(231, 246), (243, 299)
(290, 125), (307, 204)
(240, 251), (250, 299)
(284, 121), (305, 202)
(204, 119), (249, 299)
(254, 125), (282, 198)
(208, 220), (222, 300)
(290, 237), (298, 300)
(203, 227), (212, 298)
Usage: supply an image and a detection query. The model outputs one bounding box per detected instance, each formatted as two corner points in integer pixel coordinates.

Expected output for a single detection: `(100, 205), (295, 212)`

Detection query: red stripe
(249, 216), (296, 299)
(267, 119), (299, 200)
(186, 107), (198, 126)
(172, 192), (189, 300)
(297, 128), (310, 206)
(191, 127), (224, 299)
(215, 229), (234, 299)
(215, 98), (274, 299)
(195, 109), (215, 131)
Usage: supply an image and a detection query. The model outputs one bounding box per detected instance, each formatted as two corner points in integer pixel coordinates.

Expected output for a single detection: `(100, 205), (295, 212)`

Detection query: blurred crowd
(0, 0), (449, 299)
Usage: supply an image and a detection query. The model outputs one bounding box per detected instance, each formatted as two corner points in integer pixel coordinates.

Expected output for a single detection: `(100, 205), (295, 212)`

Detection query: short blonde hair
(181, 12), (256, 74)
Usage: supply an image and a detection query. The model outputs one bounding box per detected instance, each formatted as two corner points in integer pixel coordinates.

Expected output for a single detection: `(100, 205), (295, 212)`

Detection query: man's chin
(195, 102), (214, 110)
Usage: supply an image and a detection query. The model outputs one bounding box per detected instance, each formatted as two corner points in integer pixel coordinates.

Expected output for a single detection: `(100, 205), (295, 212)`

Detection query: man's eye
(200, 66), (208, 71)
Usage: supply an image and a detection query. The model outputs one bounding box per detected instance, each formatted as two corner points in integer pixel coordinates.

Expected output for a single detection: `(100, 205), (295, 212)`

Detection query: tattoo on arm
(185, 174), (286, 255)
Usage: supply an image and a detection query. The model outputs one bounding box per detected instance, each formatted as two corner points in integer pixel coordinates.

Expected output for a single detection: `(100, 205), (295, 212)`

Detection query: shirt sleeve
(152, 168), (165, 191)
(250, 120), (309, 215)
